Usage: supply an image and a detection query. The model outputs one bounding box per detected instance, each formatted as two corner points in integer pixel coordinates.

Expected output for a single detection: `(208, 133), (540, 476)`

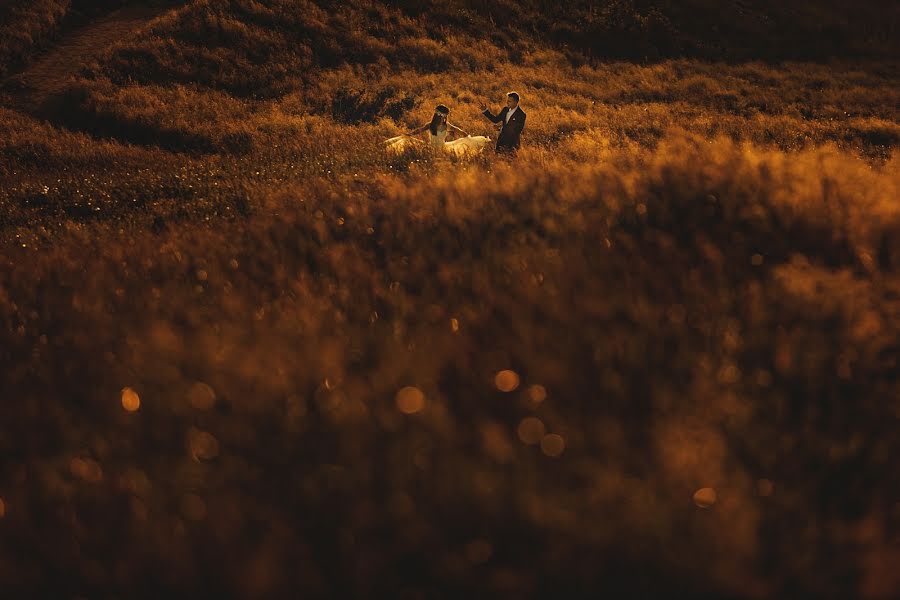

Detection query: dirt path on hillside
(0, 4), (167, 112)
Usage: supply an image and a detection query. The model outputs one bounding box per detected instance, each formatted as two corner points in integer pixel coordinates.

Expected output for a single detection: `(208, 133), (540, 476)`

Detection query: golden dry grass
(0, 1), (899, 597)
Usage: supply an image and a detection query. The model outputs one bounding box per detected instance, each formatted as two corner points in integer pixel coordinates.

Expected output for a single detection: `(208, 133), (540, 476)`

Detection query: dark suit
(483, 106), (526, 152)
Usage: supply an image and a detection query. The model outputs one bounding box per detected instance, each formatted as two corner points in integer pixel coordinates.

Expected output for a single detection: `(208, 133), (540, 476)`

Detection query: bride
(385, 104), (491, 156)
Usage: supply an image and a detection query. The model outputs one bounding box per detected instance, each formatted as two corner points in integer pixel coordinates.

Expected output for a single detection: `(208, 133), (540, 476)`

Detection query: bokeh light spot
(396, 386), (426, 414)
(495, 370), (520, 392)
(286, 394), (307, 421)
(755, 369), (773, 387)
(131, 496), (148, 521)
(121, 387), (140, 412)
(189, 428), (220, 461)
(693, 487), (717, 508)
(70, 457), (103, 483)
(181, 493), (207, 521)
(527, 384), (547, 405)
(189, 382), (216, 410)
(717, 363), (741, 384)
(0, 498), (5, 518)
(517, 417), (546, 445)
(667, 304), (687, 325)
(465, 539), (493, 565)
(121, 467), (152, 496)
(540, 433), (565, 457)
(450, 318), (459, 332)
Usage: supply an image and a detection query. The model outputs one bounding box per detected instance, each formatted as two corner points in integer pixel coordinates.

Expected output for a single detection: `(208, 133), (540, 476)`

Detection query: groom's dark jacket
(483, 106), (526, 151)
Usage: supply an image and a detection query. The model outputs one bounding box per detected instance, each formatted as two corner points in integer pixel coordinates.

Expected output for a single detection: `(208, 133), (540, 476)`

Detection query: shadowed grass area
(0, 0), (73, 78)
(3, 0), (897, 87)
(0, 0), (157, 78)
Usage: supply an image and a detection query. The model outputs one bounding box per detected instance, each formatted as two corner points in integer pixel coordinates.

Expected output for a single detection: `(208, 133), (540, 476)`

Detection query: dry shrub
(328, 86), (419, 125)
(844, 117), (900, 148)
(0, 0), (70, 77)
(0, 0), (169, 78)
(555, 0), (681, 60)
(394, 37), (457, 71)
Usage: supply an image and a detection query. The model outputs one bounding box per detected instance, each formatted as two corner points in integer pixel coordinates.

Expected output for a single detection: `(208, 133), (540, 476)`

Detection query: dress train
(384, 132), (491, 156)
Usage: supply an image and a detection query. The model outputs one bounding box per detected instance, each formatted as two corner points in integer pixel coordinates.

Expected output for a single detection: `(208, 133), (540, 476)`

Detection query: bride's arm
(481, 106), (503, 123)
(405, 123), (429, 136)
(448, 122), (470, 137)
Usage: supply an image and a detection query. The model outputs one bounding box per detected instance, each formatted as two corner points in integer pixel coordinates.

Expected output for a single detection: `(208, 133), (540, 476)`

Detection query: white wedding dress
(385, 128), (491, 157)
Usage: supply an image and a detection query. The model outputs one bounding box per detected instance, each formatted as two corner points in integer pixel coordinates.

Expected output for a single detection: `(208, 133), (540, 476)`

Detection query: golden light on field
(396, 386), (426, 414)
(540, 433), (565, 457)
(494, 370), (520, 392)
(121, 387), (140, 412)
(757, 479), (774, 497)
(0, 0), (896, 593)
(189, 428), (220, 461)
(189, 382), (216, 410)
(517, 417), (546, 445)
(693, 487), (717, 508)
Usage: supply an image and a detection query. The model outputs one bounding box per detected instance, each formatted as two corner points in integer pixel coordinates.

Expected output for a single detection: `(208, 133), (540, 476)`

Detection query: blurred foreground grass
(1, 121), (899, 595)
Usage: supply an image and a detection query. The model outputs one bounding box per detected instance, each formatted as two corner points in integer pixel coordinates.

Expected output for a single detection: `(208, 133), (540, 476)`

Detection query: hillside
(3, 0), (898, 82)
(0, 1), (899, 598)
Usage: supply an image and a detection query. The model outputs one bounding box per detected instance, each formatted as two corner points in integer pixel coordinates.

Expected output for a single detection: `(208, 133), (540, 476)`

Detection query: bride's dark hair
(429, 104), (449, 135)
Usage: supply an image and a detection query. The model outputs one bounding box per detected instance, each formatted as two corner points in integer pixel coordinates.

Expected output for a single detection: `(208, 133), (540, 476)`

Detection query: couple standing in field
(385, 91), (527, 156)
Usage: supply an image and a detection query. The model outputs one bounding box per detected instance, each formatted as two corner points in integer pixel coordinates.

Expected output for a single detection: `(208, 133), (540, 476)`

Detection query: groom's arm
(482, 108), (503, 123)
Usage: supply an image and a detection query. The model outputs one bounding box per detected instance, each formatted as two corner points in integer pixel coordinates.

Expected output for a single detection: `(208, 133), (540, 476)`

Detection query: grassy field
(1, 1), (899, 597)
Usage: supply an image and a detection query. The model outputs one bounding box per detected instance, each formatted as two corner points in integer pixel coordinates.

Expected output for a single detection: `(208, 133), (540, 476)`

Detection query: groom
(480, 91), (526, 154)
